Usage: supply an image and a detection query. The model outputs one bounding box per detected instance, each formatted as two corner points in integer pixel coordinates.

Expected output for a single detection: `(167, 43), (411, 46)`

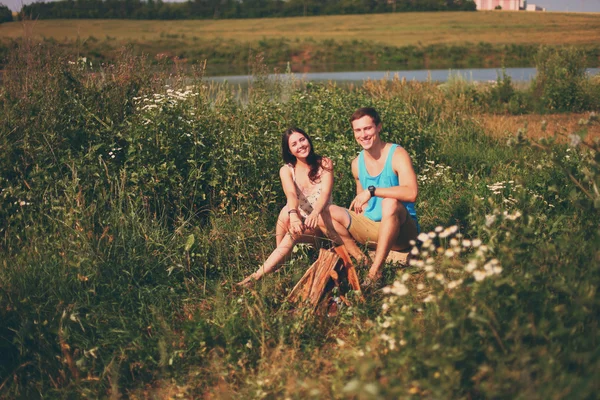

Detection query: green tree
(0, 3), (13, 22)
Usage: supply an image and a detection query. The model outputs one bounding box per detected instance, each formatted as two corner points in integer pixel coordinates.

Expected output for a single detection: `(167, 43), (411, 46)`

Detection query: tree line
(17, 0), (476, 20)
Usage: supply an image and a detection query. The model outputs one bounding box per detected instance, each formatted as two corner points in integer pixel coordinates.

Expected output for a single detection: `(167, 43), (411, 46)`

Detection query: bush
(532, 46), (591, 112)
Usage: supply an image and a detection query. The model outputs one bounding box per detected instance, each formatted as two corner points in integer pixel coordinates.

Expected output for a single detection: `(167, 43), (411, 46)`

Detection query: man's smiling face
(352, 115), (381, 150)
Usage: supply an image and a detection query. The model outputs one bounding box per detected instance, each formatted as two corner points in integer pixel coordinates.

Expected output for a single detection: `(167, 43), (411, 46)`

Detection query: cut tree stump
(287, 246), (363, 311)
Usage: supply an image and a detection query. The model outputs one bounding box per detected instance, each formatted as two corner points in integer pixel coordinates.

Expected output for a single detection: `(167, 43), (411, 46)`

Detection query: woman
(238, 127), (333, 286)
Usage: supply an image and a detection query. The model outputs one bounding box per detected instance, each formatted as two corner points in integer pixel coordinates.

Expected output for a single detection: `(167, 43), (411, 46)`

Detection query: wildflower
(417, 233), (430, 242)
(449, 238), (459, 247)
(447, 279), (463, 289)
(472, 238), (482, 247)
(462, 239), (471, 248)
(428, 231), (437, 239)
(444, 249), (455, 258)
(401, 273), (410, 282)
(465, 261), (477, 273)
(504, 211), (522, 220)
(382, 281), (409, 297)
(427, 271), (435, 278)
(435, 226), (443, 233)
(473, 270), (486, 281)
(423, 294), (436, 303)
(417, 283), (425, 290)
(410, 247), (420, 256)
(568, 134), (581, 147)
(434, 273), (445, 283)
(485, 214), (496, 227)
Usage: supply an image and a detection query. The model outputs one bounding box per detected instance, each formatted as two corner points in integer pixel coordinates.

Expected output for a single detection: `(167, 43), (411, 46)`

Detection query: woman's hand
(304, 210), (320, 230)
(289, 213), (305, 237)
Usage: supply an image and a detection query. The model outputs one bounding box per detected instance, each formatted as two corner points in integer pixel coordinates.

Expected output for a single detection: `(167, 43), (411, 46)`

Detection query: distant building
(474, 0), (525, 10)
(526, 4), (546, 11)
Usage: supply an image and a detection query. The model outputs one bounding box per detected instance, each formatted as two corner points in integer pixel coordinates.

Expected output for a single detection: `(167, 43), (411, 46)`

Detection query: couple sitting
(239, 107), (419, 289)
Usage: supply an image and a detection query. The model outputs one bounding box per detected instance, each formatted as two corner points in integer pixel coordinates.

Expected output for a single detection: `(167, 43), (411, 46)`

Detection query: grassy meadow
(1, 11), (600, 74)
(3, 12), (600, 45)
(0, 40), (599, 398)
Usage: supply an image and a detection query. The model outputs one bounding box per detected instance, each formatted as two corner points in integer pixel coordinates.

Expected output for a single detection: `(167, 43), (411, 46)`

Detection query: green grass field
(1, 11), (599, 76)
(2, 11), (600, 46)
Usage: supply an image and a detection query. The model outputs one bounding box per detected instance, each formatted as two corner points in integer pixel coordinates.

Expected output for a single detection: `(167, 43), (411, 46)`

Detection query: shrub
(532, 46), (591, 112)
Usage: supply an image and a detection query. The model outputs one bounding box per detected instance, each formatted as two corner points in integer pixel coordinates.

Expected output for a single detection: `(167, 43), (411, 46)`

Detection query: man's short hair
(350, 107), (381, 126)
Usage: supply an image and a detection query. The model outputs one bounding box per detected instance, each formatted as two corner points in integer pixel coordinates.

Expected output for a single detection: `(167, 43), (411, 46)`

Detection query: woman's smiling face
(288, 131), (311, 160)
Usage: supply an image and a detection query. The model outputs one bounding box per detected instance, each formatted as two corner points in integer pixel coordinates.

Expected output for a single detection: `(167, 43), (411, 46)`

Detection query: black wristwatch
(368, 185), (376, 198)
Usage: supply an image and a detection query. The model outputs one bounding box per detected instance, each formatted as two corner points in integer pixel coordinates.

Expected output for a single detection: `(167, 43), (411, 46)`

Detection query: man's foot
(360, 275), (383, 293)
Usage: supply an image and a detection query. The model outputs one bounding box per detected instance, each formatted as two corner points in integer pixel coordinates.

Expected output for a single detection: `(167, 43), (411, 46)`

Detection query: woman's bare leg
(275, 206), (290, 247)
(319, 205), (368, 264)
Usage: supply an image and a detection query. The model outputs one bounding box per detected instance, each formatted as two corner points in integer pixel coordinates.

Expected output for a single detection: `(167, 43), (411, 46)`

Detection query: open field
(2, 11), (600, 46)
(479, 112), (600, 143)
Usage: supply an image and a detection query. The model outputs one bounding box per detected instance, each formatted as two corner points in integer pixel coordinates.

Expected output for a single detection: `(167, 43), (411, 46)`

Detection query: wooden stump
(287, 246), (363, 311)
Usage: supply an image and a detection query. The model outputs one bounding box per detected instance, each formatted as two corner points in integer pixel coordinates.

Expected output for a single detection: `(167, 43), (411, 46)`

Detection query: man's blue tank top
(358, 144), (419, 228)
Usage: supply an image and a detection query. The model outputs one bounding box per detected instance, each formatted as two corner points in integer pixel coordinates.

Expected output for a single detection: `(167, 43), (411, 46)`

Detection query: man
(322, 107), (419, 287)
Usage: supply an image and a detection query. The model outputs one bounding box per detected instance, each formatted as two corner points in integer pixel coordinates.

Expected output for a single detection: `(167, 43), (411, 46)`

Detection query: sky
(3, 0), (600, 13)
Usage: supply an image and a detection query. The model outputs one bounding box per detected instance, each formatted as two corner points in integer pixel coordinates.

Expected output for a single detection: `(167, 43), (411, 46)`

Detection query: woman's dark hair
(281, 127), (329, 183)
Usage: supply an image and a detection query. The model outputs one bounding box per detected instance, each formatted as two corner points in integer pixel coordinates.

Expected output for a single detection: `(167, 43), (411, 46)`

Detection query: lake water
(208, 67), (600, 84)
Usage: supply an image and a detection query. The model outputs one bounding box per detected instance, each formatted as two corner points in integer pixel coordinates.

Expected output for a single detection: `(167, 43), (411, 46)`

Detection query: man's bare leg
(367, 199), (407, 280)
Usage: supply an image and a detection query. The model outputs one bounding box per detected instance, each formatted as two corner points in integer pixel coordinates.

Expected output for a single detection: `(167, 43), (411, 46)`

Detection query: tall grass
(1, 42), (599, 398)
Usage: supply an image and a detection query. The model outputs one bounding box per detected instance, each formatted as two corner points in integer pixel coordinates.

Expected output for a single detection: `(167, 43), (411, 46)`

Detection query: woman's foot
(237, 272), (260, 288)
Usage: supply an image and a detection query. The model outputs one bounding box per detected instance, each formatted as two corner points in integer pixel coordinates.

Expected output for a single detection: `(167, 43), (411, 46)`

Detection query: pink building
(474, 0), (526, 10)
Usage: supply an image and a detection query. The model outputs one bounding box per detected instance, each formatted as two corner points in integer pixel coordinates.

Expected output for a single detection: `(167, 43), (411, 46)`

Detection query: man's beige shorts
(347, 210), (418, 251)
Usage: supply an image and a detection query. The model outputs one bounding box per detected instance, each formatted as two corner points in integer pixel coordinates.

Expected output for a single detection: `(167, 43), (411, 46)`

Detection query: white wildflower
(473, 270), (486, 281)
(465, 261), (478, 273)
(447, 279), (463, 290)
(417, 233), (430, 242)
(423, 294), (436, 303)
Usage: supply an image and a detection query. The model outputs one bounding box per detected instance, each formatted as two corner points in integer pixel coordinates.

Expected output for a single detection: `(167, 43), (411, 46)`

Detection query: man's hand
(350, 189), (372, 214)
(304, 210), (320, 230)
